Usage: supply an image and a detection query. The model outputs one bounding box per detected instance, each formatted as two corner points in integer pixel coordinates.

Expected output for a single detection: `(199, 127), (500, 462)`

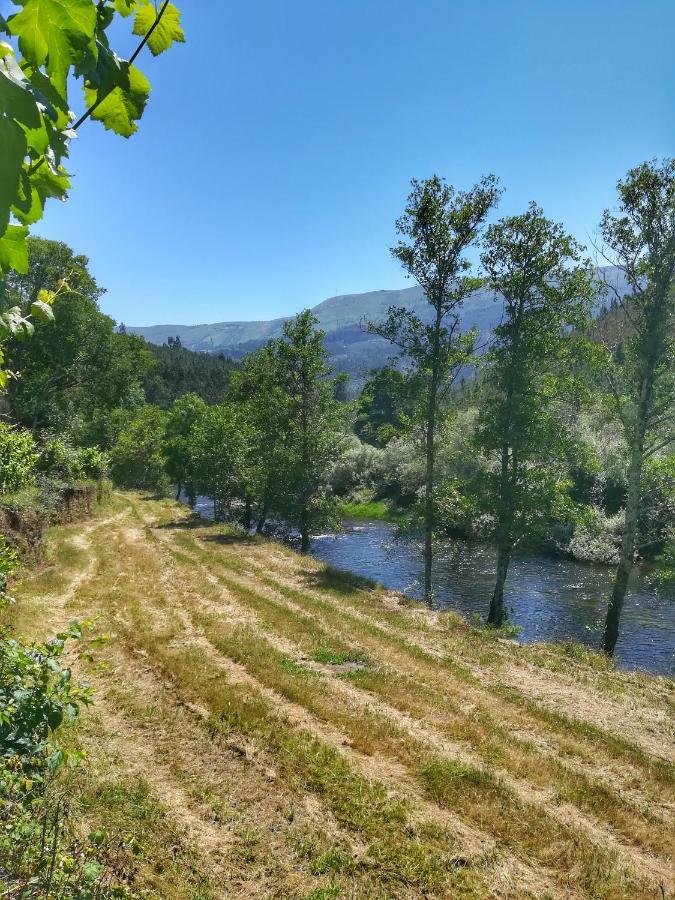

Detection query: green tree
(598, 159), (675, 656)
(228, 345), (291, 533)
(476, 203), (593, 626)
(164, 392), (207, 500)
(354, 366), (418, 447)
(188, 403), (249, 522)
(369, 175), (501, 601)
(272, 311), (345, 551)
(110, 405), (168, 491)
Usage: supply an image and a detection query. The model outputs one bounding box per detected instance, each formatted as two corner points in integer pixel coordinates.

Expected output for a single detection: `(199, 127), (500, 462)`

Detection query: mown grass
(7, 493), (673, 899)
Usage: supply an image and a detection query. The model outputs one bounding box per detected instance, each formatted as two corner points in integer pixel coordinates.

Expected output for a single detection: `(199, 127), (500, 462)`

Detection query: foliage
(143, 342), (237, 408)
(37, 438), (109, 483)
(474, 202), (594, 624)
(6, 239), (155, 434)
(187, 402), (250, 520)
(270, 311), (347, 550)
(369, 174), (501, 600)
(354, 366), (418, 447)
(0, 422), (37, 494)
(109, 405), (168, 491)
(163, 392), (207, 499)
(597, 158), (675, 654)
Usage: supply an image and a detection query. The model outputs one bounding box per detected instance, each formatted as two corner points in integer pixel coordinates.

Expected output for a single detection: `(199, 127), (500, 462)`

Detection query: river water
(188, 496), (674, 675)
(311, 519), (675, 676)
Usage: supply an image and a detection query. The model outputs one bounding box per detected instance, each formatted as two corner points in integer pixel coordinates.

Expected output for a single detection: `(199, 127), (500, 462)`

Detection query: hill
(129, 267), (629, 378)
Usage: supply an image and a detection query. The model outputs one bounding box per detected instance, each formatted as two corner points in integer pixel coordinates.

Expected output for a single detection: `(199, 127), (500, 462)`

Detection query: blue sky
(35, 0), (674, 326)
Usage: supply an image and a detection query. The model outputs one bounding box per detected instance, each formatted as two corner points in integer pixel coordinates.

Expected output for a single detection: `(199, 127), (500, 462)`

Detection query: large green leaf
(0, 225), (29, 274)
(8, 0), (97, 95)
(83, 62), (149, 137)
(0, 117), (27, 233)
(0, 52), (42, 128)
(133, 2), (184, 57)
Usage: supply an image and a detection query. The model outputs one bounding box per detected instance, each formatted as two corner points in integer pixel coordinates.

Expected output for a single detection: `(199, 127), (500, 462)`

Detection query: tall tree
(369, 175), (500, 602)
(164, 392), (207, 500)
(228, 344), (291, 533)
(598, 159), (675, 656)
(188, 403), (249, 522)
(476, 203), (593, 626)
(273, 311), (345, 552)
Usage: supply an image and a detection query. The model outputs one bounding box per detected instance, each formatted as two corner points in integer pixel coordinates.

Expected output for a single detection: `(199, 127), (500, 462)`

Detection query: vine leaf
(133, 2), (184, 57)
(8, 0), (97, 95)
(0, 117), (27, 233)
(83, 62), (149, 136)
(0, 225), (29, 275)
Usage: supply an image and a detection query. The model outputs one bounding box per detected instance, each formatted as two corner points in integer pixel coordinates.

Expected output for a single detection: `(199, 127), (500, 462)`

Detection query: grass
(3, 491), (673, 899)
(339, 500), (403, 521)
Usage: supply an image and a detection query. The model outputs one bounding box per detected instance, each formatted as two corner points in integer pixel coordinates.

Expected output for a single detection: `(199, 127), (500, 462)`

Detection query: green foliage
(354, 366), (418, 447)
(6, 238), (155, 433)
(473, 203), (594, 623)
(38, 438), (109, 483)
(163, 392), (207, 498)
(143, 342), (237, 408)
(0, 421), (37, 493)
(110, 405), (168, 491)
(187, 402), (250, 519)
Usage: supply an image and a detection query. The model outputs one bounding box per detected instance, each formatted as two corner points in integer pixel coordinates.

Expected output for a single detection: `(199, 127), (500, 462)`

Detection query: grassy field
(4, 492), (674, 899)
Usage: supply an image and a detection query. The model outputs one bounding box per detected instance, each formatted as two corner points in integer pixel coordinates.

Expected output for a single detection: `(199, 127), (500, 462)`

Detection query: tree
(110, 405), (168, 491)
(272, 311), (345, 551)
(354, 366), (418, 447)
(228, 344), (292, 533)
(188, 404), (249, 522)
(476, 203), (593, 626)
(369, 175), (501, 601)
(164, 392), (207, 500)
(598, 159), (675, 656)
(5, 239), (154, 433)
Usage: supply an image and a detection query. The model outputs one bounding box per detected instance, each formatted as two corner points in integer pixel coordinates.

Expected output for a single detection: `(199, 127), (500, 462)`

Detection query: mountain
(128, 267), (628, 380)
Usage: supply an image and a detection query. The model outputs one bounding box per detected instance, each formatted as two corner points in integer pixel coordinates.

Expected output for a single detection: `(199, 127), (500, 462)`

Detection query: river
(189, 496), (674, 676)
(310, 519), (675, 676)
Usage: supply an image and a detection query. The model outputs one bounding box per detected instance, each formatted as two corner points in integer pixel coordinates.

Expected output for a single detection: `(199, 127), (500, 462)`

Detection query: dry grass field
(6, 493), (674, 899)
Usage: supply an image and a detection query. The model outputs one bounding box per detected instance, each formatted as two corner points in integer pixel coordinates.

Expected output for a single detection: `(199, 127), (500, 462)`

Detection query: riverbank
(4, 493), (674, 898)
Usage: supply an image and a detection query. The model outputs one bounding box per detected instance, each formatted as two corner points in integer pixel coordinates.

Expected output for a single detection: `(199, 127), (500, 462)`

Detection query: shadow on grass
(202, 531), (258, 546)
(303, 563), (380, 595)
(157, 514), (212, 531)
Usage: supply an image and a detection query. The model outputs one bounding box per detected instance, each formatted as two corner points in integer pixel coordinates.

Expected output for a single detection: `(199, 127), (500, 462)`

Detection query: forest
(0, 0), (673, 897)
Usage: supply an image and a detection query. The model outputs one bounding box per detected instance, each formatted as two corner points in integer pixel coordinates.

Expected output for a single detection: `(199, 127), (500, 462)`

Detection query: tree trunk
(602, 428), (644, 655)
(300, 510), (310, 553)
(175, 481), (182, 501)
(256, 504), (268, 535)
(242, 497), (252, 531)
(423, 310), (442, 605)
(488, 540), (511, 627)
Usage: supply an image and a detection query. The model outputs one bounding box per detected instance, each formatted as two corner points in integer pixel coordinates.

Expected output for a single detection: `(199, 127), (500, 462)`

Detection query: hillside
(128, 267), (630, 378)
(7, 493), (674, 899)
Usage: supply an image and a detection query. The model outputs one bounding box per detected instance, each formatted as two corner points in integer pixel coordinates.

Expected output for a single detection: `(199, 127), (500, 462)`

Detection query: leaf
(83, 63), (150, 137)
(113, 0), (138, 17)
(0, 119), (27, 232)
(31, 298), (55, 322)
(133, 2), (184, 56)
(0, 52), (42, 128)
(8, 0), (97, 95)
(0, 226), (29, 274)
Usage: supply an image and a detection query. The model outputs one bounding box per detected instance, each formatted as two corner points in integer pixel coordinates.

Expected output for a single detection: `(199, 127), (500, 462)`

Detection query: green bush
(37, 439), (110, 484)
(110, 406), (169, 492)
(0, 424), (38, 495)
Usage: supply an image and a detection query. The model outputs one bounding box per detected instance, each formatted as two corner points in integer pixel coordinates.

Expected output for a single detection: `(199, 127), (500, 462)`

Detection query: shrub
(38, 439), (110, 484)
(0, 424), (38, 495)
(109, 406), (169, 492)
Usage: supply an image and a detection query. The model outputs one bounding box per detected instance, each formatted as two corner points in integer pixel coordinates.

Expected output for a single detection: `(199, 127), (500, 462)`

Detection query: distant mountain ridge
(128, 267), (627, 379)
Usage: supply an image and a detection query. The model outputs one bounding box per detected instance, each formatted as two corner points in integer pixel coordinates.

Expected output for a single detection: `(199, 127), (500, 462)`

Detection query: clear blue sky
(35, 0), (675, 326)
